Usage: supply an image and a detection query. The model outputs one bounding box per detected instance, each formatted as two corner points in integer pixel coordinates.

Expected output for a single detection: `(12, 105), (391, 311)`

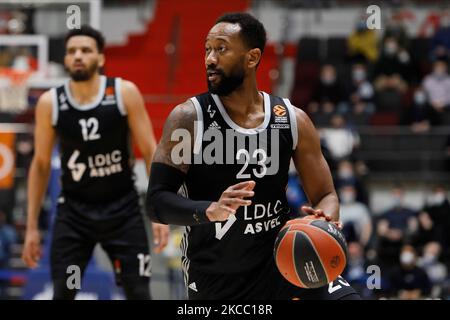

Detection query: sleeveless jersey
(51, 76), (136, 203)
(181, 91), (299, 274)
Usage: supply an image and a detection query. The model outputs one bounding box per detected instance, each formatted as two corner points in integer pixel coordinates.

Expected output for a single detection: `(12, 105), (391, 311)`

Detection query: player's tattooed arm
(292, 108), (340, 222)
(152, 100), (196, 173)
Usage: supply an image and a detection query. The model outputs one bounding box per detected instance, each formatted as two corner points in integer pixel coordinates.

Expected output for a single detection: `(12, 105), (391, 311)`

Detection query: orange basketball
(273, 217), (348, 289)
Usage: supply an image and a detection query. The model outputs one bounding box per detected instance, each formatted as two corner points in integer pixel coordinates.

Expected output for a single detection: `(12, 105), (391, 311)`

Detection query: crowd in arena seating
(288, 12), (450, 299)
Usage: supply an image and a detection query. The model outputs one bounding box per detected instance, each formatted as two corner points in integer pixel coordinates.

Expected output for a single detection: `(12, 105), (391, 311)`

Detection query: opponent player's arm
(146, 101), (252, 226)
(121, 80), (157, 175)
(22, 91), (56, 267)
(292, 108), (340, 222)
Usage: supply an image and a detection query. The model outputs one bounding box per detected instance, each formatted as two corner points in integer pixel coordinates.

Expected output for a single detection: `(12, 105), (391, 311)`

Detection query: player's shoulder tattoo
(153, 100), (197, 173)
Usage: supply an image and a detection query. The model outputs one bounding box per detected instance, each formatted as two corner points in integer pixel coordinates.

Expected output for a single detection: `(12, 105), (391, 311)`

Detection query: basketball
(274, 217), (348, 289)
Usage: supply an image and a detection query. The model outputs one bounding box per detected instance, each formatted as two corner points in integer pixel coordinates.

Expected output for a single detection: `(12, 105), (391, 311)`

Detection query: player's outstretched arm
(146, 101), (254, 226)
(292, 108), (340, 222)
(121, 80), (157, 175)
(121, 80), (168, 252)
(22, 91), (56, 268)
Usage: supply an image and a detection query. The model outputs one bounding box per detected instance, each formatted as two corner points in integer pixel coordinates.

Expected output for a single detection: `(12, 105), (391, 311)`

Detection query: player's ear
(247, 48), (261, 69)
(98, 53), (105, 68)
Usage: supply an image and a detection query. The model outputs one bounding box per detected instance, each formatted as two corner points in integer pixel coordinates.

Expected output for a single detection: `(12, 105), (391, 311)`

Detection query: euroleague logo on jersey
(273, 105), (288, 124)
(273, 105), (286, 117)
(101, 86), (116, 106)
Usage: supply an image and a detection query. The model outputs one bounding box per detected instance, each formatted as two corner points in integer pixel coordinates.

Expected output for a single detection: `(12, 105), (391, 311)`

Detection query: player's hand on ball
(206, 181), (255, 222)
(151, 222), (169, 253)
(22, 228), (42, 268)
(301, 206), (343, 230)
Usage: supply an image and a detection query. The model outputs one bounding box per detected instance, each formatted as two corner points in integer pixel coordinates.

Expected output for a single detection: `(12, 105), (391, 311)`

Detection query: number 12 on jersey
(79, 117), (101, 141)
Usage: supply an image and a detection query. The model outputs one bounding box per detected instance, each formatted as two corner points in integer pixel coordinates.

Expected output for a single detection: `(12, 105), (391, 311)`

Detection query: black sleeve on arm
(146, 162), (212, 226)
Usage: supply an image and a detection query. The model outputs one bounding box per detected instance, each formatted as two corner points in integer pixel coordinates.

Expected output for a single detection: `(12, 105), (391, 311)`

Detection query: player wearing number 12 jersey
(22, 26), (169, 300)
(146, 13), (360, 299)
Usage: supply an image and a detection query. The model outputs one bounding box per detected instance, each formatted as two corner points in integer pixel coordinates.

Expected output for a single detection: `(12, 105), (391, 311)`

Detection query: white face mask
(321, 75), (336, 85)
(338, 168), (354, 179)
(422, 253), (437, 264)
(352, 69), (366, 82)
(340, 191), (356, 204)
(428, 192), (446, 206)
(384, 41), (398, 55)
(400, 251), (415, 266)
(414, 91), (427, 105)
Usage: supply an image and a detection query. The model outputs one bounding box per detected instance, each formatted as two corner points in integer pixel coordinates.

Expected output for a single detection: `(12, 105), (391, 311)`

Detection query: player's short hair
(215, 12), (267, 54)
(64, 25), (105, 53)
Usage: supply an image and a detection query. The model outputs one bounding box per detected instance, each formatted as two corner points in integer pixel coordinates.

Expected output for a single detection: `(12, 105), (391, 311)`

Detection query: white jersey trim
(64, 75), (107, 111)
(211, 91), (271, 135)
(115, 77), (127, 116)
(50, 87), (58, 127)
(283, 98), (299, 150)
(190, 97), (203, 155)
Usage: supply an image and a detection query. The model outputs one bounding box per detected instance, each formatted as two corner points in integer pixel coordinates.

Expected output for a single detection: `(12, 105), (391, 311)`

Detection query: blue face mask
(356, 21), (366, 31)
(414, 92), (427, 105)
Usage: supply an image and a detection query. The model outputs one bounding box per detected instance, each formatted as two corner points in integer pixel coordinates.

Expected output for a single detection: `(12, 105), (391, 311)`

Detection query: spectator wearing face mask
(335, 159), (369, 206)
(342, 241), (375, 299)
(343, 62), (376, 126)
(417, 186), (450, 251)
(376, 187), (419, 269)
(347, 17), (379, 63)
(401, 87), (440, 132)
(373, 36), (411, 92)
(422, 58), (450, 119)
(389, 245), (431, 299)
(417, 241), (448, 298)
(430, 12), (450, 62)
(307, 64), (347, 128)
(320, 115), (360, 162)
(339, 185), (373, 247)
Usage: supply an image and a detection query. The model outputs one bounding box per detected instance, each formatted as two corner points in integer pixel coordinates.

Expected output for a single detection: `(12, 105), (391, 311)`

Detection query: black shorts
(185, 258), (358, 300)
(50, 190), (151, 285)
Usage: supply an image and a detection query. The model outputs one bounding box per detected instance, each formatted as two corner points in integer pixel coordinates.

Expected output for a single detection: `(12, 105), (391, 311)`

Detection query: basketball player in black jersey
(21, 26), (169, 300)
(146, 13), (360, 299)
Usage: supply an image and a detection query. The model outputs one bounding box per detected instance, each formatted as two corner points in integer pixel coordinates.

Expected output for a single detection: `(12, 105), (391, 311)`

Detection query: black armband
(145, 162), (212, 226)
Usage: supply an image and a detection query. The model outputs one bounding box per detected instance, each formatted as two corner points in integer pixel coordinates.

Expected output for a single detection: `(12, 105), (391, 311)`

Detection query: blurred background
(0, 0), (450, 300)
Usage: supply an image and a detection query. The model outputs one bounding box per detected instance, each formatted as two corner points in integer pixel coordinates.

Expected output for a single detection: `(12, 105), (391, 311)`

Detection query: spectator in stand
(320, 114), (360, 162)
(373, 36), (411, 93)
(335, 159), (369, 206)
(347, 16), (379, 63)
(417, 186), (450, 251)
(430, 11), (450, 62)
(376, 187), (419, 269)
(307, 64), (345, 127)
(0, 210), (17, 269)
(382, 12), (410, 53)
(400, 87), (440, 132)
(342, 242), (374, 299)
(390, 245), (432, 299)
(417, 241), (448, 299)
(422, 57), (450, 122)
(344, 62), (376, 126)
(338, 185), (373, 247)
(311, 64), (345, 105)
(372, 36), (412, 114)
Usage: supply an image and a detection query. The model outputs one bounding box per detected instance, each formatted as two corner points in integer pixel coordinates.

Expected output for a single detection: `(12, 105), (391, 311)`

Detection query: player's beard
(207, 63), (245, 96)
(67, 60), (99, 82)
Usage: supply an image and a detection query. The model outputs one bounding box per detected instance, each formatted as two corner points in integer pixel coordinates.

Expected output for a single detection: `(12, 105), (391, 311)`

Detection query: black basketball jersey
(51, 76), (136, 203)
(181, 91), (299, 274)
